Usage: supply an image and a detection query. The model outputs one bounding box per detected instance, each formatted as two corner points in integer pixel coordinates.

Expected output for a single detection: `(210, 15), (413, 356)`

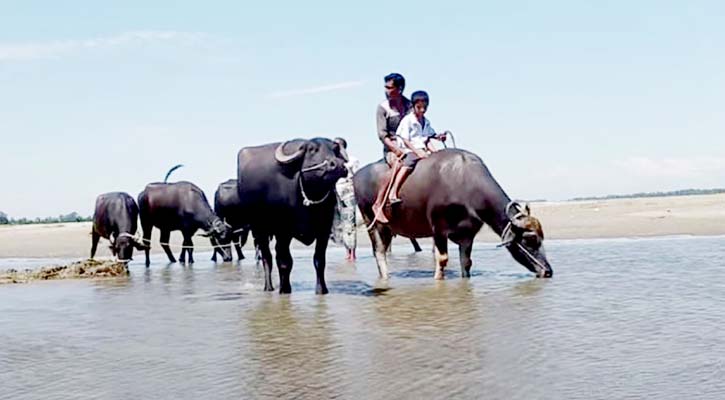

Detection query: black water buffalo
(236, 138), (348, 294)
(210, 179), (251, 262)
(91, 192), (146, 261)
(354, 149), (553, 279)
(138, 181), (232, 266)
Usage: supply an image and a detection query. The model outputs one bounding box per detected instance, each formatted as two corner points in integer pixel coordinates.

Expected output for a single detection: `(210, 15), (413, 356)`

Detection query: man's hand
(437, 131), (449, 142)
(415, 149), (429, 159)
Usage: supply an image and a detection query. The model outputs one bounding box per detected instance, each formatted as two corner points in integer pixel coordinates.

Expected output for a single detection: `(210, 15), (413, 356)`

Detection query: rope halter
(298, 159), (332, 207)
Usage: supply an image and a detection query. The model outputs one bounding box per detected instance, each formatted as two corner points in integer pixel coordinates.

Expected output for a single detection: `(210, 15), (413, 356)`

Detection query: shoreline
(1, 193), (724, 260)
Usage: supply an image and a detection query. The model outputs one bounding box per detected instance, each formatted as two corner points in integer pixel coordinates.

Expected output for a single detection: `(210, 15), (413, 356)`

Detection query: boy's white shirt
(395, 113), (436, 152)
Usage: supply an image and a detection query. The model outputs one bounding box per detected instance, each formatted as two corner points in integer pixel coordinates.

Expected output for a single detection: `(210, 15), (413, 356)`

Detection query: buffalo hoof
(316, 285), (329, 295)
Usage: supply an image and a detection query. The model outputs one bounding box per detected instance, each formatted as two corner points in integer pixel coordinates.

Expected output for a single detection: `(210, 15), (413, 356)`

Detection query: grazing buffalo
(138, 181), (232, 266)
(237, 138), (348, 294)
(91, 192), (146, 262)
(354, 149), (553, 279)
(210, 179), (251, 262)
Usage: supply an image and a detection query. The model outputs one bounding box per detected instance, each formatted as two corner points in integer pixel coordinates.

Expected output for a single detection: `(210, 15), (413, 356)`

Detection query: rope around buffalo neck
(299, 175), (330, 206)
(298, 160), (332, 206)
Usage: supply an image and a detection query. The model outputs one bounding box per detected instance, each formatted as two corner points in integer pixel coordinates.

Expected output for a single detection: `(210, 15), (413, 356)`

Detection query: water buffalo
(236, 138), (348, 294)
(91, 192), (146, 262)
(138, 181), (232, 266)
(354, 149), (553, 279)
(210, 179), (251, 262)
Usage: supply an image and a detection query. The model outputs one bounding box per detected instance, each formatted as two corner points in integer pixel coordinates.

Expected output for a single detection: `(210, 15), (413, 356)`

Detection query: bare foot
(372, 204), (389, 224)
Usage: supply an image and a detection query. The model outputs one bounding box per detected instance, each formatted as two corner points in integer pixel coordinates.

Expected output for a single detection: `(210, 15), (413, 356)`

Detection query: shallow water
(1, 236), (724, 399)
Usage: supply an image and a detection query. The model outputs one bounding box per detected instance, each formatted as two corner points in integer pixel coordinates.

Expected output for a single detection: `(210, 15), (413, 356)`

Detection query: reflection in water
(2, 237), (725, 399)
(243, 298), (344, 399)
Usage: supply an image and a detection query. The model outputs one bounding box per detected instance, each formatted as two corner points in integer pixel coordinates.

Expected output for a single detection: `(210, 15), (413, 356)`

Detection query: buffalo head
(110, 233), (147, 262)
(274, 138), (348, 186)
(200, 218), (233, 261)
(502, 202), (553, 278)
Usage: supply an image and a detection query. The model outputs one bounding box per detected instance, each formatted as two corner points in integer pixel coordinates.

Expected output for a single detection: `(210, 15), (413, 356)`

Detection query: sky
(1, 0), (724, 217)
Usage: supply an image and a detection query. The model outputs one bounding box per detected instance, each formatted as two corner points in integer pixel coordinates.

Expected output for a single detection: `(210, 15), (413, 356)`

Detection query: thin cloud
(0, 31), (208, 61)
(267, 81), (365, 99)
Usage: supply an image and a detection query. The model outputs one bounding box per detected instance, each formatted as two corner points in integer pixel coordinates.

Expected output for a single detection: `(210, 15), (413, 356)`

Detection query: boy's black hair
(411, 90), (429, 106)
(384, 73), (406, 93)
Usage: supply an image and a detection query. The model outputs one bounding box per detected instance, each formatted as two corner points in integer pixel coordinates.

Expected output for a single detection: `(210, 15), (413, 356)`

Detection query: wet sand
(1, 193), (724, 259)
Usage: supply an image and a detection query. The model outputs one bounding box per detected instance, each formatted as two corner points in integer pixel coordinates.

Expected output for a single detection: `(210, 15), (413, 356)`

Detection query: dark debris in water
(392, 269), (489, 279)
(291, 280), (390, 296)
(210, 292), (245, 301)
(0, 259), (128, 284)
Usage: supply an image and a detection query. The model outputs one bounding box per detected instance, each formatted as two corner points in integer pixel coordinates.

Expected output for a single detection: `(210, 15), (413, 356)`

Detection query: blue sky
(1, 1), (724, 217)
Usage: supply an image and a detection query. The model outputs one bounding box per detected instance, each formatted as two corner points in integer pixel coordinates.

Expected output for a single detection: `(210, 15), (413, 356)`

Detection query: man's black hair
(384, 73), (406, 93)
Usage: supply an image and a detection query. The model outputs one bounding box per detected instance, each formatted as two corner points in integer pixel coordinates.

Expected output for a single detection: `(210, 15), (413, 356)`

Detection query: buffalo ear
(333, 137), (347, 149)
(525, 203), (531, 216)
(333, 139), (349, 162)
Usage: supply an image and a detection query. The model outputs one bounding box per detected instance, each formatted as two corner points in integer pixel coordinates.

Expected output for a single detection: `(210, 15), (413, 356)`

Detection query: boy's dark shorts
(401, 152), (421, 168)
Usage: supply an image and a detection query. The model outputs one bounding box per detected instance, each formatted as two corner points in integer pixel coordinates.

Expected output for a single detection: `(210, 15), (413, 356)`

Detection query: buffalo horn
(274, 141), (306, 164)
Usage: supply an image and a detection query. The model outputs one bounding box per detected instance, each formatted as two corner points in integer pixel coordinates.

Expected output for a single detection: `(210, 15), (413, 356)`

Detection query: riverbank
(1, 193), (723, 259)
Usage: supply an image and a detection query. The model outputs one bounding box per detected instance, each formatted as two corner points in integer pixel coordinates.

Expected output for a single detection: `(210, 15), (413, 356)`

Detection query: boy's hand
(437, 131), (448, 142)
(416, 149), (429, 158)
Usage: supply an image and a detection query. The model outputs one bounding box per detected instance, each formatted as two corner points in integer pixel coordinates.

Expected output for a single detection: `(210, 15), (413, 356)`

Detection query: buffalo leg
(160, 230), (176, 263)
(433, 234), (449, 280)
(368, 225), (393, 279)
(410, 238), (422, 252)
(234, 233), (244, 260)
(275, 236), (293, 294)
(314, 235), (330, 295)
(256, 234), (274, 292)
(238, 229), (251, 260)
(90, 231), (100, 259)
(142, 224), (152, 267)
(459, 238), (473, 278)
(180, 231), (194, 264)
(210, 237), (219, 262)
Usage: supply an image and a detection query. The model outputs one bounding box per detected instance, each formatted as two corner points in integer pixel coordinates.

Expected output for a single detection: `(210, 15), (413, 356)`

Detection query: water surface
(1, 236), (724, 399)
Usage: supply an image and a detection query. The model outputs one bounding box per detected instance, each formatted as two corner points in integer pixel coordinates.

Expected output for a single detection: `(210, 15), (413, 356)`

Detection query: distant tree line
(0, 211), (92, 225)
(570, 188), (725, 201)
